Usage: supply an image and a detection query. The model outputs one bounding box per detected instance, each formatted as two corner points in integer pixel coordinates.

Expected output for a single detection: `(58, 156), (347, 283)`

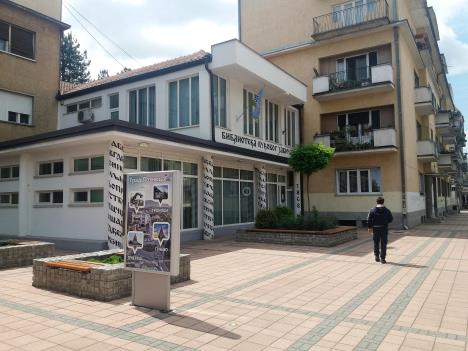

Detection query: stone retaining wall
(0, 241), (55, 269)
(236, 227), (358, 247)
(33, 250), (190, 301)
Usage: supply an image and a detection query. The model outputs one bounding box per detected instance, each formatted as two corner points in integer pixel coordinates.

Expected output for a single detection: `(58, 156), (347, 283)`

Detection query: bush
(255, 206), (337, 231)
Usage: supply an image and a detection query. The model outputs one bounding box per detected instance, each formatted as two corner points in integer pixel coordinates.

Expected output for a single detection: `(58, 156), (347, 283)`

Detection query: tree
(60, 32), (91, 84)
(118, 67), (132, 74)
(97, 69), (109, 80)
(288, 143), (335, 213)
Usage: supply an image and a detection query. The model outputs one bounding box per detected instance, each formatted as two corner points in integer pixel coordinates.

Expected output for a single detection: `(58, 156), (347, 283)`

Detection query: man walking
(367, 197), (393, 264)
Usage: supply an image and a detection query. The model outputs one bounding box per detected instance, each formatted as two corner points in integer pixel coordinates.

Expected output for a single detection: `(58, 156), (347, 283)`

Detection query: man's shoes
(381, 258), (387, 264)
(375, 256), (380, 262)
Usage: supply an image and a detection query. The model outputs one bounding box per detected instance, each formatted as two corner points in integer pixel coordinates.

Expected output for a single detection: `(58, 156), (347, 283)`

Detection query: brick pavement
(0, 214), (467, 351)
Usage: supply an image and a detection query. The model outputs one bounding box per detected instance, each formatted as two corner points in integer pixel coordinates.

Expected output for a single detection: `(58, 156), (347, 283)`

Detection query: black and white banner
(107, 140), (125, 249)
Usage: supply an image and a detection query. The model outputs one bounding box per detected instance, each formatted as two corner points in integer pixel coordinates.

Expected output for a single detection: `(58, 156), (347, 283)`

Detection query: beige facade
(10, 0), (62, 20)
(240, 0), (465, 227)
(0, 0), (68, 141)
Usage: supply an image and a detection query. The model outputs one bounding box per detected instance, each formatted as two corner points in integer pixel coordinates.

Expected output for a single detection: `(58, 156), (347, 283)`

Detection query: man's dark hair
(376, 197), (385, 205)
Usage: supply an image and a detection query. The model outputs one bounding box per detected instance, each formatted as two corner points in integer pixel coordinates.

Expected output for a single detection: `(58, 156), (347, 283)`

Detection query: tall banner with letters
(124, 171), (181, 276)
(107, 140), (124, 249)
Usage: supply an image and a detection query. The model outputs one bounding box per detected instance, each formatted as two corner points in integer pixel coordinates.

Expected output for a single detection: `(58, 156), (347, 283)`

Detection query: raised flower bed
(0, 240), (54, 269)
(33, 250), (190, 301)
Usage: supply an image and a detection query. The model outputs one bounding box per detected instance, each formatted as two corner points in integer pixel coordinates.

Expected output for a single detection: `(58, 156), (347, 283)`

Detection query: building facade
(0, 0), (68, 141)
(240, 0), (466, 228)
(0, 40), (307, 250)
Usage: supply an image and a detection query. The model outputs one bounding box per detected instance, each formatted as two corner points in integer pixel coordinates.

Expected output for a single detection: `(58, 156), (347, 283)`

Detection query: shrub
(273, 206), (294, 219)
(255, 209), (278, 229)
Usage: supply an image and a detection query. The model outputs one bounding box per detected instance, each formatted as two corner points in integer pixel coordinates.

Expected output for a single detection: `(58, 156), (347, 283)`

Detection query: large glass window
(213, 75), (227, 128)
(169, 76), (199, 128)
(109, 93), (119, 120)
(243, 90), (260, 137)
(141, 157), (162, 172)
(337, 168), (381, 194)
(265, 100), (279, 143)
(285, 109), (297, 147)
(266, 173), (287, 208)
(129, 86), (156, 127)
(214, 167), (255, 225)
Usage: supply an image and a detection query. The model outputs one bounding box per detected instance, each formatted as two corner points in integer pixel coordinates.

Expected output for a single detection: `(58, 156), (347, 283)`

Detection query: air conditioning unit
(430, 162), (438, 173)
(78, 109), (94, 123)
(447, 145), (456, 152)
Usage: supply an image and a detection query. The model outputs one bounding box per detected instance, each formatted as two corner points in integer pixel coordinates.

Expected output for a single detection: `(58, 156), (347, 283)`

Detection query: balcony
(436, 111), (465, 138)
(417, 140), (439, 162)
(312, 0), (390, 40)
(415, 87), (437, 115)
(438, 154), (457, 174)
(314, 128), (397, 155)
(312, 64), (394, 101)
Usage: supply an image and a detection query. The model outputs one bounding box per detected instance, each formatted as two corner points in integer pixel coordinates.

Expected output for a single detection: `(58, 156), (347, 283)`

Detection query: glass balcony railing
(312, 0), (390, 37)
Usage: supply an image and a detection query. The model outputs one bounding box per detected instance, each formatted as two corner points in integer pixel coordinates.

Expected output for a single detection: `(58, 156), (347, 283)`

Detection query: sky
(62, 0), (467, 139)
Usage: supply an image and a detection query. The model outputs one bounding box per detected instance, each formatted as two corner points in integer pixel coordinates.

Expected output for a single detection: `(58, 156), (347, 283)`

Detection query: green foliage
(255, 206), (337, 231)
(60, 32), (91, 84)
(118, 67), (132, 74)
(288, 143), (335, 176)
(87, 255), (123, 264)
(97, 69), (109, 80)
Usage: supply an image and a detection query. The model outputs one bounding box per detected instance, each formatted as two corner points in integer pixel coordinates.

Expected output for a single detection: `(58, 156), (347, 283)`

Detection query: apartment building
(239, 0), (466, 228)
(0, 0), (68, 141)
(0, 40), (306, 250)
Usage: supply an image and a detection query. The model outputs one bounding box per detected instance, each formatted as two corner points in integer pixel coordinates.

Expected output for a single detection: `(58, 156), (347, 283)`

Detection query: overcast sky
(62, 0), (468, 137)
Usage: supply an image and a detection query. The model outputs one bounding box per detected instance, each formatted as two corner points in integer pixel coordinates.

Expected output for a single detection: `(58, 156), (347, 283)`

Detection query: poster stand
(124, 171), (182, 312)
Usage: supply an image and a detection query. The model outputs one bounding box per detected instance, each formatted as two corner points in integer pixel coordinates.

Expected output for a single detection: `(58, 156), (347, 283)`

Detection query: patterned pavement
(0, 214), (467, 351)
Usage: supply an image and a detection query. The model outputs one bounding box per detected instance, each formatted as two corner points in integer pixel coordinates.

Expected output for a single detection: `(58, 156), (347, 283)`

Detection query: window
(336, 110), (381, 139)
(169, 76), (199, 128)
(73, 156), (104, 172)
(1, 89), (33, 125)
(0, 192), (18, 206)
(37, 161), (63, 177)
(213, 75), (227, 128)
(284, 109), (297, 147)
(124, 156), (138, 170)
(7, 111), (30, 125)
(72, 189), (104, 204)
(266, 173), (287, 209)
(265, 100), (279, 143)
(243, 89), (260, 137)
(335, 51), (377, 83)
(109, 93), (119, 120)
(0, 165), (19, 180)
(164, 160), (198, 229)
(214, 167), (254, 226)
(129, 86), (156, 127)
(66, 98), (102, 115)
(37, 191), (63, 205)
(141, 157), (162, 172)
(0, 21), (35, 59)
(337, 168), (381, 194)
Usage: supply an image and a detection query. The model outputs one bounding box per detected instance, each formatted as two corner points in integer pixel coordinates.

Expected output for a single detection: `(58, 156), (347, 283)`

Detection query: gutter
(204, 60), (216, 143)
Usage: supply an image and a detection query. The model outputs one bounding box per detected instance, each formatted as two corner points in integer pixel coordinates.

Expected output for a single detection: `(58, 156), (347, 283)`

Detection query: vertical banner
(294, 172), (302, 215)
(107, 140), (124, 249)
(256, 165), (267, 209)
(202, 156), (215, 240)
(125, 171), (181, 276)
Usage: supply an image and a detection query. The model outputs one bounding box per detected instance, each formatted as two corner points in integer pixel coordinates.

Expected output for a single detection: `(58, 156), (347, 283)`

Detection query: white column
(294, 172), (302, 215)
(202, 156), (215, 240)
(107, 140), (125, 249)
(18, 153), (32, 237)
(256, 165), (267, 210)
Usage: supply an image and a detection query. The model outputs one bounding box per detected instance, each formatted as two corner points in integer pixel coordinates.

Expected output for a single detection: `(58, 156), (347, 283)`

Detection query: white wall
(0, 209), (19, 235)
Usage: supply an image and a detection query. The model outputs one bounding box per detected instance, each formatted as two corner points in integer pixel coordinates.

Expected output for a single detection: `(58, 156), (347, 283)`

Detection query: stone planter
(0, 240), (55, 269)
(33, 250), (190, 301)
(236, 226), (358, 247)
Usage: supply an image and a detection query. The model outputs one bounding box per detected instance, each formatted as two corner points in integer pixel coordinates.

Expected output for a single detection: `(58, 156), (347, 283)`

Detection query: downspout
(294, 103), (305, 216)
(393, 0), (408, 229)
(204, 59), (216, 142)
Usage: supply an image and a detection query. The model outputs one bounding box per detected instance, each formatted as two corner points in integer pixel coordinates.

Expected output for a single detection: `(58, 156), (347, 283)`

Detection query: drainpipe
(394, 26), (408, 229)
(204, 60), (216, 142)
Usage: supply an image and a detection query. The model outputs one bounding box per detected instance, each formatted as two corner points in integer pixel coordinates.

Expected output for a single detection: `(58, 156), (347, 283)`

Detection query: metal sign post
(124, 171), (182, 311)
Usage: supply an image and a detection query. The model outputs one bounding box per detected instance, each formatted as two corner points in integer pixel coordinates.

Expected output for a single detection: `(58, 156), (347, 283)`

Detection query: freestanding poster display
(124, 171), (181, 311)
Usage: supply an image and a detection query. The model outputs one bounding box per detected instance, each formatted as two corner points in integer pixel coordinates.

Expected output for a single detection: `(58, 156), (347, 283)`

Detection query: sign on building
(125, 171), (181, 276)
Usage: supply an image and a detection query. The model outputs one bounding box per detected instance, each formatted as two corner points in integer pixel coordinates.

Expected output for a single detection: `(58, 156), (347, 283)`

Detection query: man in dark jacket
(367, 197), (393, 264)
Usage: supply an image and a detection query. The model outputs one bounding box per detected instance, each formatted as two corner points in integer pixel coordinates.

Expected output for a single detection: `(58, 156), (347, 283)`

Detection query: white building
(0, 40), (307, 250)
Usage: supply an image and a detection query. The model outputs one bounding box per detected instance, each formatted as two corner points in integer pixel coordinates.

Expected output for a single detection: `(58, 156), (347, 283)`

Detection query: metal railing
(313, 0), (389, 35)
(328, 66), (372, 93)
(329, 131), (374, 152)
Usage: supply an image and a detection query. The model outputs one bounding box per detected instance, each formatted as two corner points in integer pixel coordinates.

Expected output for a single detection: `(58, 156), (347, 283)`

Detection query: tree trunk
(307, 174), (311, 216)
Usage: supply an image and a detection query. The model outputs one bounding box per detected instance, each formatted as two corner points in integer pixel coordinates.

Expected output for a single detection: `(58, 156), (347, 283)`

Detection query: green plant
(87, 255), (123, 264)
(255, 209), (278, 229)
(288, 143), (335, 213)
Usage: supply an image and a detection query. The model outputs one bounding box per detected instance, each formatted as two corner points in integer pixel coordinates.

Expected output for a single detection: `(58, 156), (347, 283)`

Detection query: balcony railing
(314, 128), (396, 152)
(313, 64), (394, 96)
(417, 140), (439, 161)
(312, 0), (390, 38)
(415, 86), (437, 115)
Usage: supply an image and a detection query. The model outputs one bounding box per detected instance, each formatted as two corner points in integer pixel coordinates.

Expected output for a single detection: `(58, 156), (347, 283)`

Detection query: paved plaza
(1, 215), (468, 351)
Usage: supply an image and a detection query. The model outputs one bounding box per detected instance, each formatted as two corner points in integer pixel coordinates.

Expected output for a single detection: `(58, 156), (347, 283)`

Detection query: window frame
(36, 190), (64, 206)
(129, 85), (156, 127)
(65, 97), (103, 115)
(336, 168), (382, 195)
(0, 20), (35, 60)
(284, 108), (298, 147)
(168, 76), (199, 129)
(72, 155), (105, 174)
(0, 192), (19, 206)
(70, 188), (104, 206)
(36, 160), (64, 177)
(265, 100), (279, 143)
(243, 89), (260, 138)
(109, 93), (119, 120)
(213, 74), (228, 128)
(0, 165), (19, 180)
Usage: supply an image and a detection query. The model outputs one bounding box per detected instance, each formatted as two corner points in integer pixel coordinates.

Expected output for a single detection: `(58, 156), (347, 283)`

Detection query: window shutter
(10, 26), (34, 59)
(0, 21), (8, 41)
